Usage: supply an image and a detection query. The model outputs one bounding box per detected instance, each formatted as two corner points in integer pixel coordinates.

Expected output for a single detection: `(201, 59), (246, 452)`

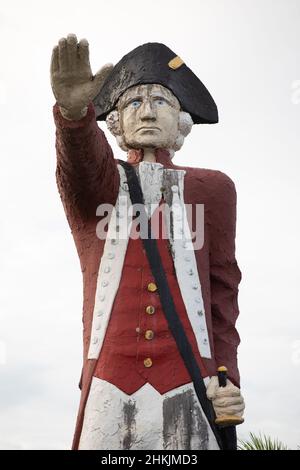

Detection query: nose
(140, 100), (156, 121)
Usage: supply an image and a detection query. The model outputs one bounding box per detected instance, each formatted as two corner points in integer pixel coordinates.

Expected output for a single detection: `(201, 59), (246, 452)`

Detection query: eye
(130, 100), (142, 109)
(155, 98), (166, 106)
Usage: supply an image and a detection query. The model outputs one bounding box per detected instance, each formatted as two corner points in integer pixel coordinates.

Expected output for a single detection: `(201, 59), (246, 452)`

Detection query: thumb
(206, 376), (219, 400)
(91, 63), (114, 98)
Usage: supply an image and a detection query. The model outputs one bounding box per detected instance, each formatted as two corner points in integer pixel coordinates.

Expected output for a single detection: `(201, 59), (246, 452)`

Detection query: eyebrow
(150, 93), (179, 108)
(150, 93), (173, 102)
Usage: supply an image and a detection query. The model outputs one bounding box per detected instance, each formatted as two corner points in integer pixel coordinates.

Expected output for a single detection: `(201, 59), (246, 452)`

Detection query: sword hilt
(215, 366), (244, 427)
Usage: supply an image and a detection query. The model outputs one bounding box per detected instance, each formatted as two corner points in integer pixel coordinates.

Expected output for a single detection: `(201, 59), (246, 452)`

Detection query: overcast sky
(0, 0), (299, 450)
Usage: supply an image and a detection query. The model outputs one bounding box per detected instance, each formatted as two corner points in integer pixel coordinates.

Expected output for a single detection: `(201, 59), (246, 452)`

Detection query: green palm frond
(238, 432), (288, 450)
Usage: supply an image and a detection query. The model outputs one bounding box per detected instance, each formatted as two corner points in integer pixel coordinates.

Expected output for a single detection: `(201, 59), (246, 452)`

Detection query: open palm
(50, 34), (113, 119)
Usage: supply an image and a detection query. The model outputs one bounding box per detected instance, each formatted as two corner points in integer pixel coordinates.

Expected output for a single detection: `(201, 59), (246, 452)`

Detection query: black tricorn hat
(93, 42), (218, 124)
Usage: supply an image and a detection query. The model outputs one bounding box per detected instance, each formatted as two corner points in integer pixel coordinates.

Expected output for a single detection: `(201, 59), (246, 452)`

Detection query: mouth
(136, 126), (160, 132)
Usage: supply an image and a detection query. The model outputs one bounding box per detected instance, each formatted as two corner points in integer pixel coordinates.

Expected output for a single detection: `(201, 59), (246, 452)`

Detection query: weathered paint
(122, 400), (137, 450)
(78, 377), (219, 450)
(163, 388), (209, 450)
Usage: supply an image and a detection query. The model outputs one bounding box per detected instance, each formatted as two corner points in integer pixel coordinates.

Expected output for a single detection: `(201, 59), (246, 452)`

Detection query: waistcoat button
(143, 357), (153, 368)
(145, 305), (155, 315)
(147, 282), (157, 292)
(145, 330), (154, 340)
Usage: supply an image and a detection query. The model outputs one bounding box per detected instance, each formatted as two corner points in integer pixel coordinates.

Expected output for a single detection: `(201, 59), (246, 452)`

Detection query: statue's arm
(51, 34), (119, 224)
(54, 102), (119, 224)
(209, 171), (242, 387)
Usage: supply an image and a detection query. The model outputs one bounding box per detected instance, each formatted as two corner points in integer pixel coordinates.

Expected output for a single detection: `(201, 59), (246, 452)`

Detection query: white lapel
(88, 164), (132, 360)
(164, 169), (211, 359)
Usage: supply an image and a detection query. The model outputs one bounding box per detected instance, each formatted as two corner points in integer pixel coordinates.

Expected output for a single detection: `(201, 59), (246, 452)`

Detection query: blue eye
(131, 100), (141, 108)
(154, 98), (166, 106)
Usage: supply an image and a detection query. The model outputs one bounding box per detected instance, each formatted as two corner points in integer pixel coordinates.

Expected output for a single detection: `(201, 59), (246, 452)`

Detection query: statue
(50, 34), (245, 450)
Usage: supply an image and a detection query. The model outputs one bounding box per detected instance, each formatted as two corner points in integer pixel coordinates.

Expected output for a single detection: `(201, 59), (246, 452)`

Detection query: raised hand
(50, 34), (113, 120)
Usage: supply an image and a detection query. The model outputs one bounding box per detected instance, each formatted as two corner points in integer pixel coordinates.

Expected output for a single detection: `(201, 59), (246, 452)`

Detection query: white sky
(0, 0), (300, 450)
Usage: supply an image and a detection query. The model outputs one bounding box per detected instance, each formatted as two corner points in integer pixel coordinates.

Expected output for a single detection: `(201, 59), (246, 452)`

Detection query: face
(118, 84), (181, 149)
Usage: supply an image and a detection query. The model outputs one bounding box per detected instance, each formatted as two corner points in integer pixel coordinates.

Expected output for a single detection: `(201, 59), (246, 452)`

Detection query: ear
(106, 110), (122, 136)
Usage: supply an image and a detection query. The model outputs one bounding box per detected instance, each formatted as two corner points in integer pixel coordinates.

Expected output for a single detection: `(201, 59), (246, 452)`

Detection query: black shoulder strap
(118, 159), (223, 449)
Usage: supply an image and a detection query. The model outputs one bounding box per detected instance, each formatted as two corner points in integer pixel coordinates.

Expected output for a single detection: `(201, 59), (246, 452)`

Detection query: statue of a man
(50, 34), (245, 450)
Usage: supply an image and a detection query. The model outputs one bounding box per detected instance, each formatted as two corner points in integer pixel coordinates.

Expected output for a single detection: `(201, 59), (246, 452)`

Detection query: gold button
(146, 305), (155, 315)
(144, 357), (153, 368)
(147, 282), (157, 292)
(145, 330), (154, 340)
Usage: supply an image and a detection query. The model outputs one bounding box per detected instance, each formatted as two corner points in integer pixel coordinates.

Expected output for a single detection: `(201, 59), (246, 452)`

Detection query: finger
(91, 63), (114, 98)
(215, 404), (245, 416)
(215, 386), (241, 398)
(67, 33), (78, 70)
(58, 37), (68, 73)
(213, 396), (245, 408)
(50, 45), (59, 75)
(206, 376), (219, 400)
(215, 409), (244, 419)
(78, 38), (91, 72)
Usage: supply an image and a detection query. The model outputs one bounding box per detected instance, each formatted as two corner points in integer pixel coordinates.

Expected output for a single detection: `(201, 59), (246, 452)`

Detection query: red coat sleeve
(53, 102), (120, 227)
(208, 171), (242, 387)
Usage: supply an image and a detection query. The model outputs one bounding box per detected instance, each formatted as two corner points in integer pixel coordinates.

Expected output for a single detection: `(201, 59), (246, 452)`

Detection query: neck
(142, 148), (156, 162)
(126, 148), (175, 168)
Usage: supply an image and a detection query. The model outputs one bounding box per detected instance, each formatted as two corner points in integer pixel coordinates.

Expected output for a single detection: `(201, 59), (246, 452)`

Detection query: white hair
(106, 109), (193, 156)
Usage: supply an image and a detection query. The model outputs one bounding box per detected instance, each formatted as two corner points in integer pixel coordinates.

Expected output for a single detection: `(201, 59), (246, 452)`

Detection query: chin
(128, 138), (166, 148)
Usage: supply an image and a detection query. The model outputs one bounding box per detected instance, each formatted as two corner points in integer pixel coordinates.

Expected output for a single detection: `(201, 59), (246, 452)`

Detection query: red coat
(54, 102), (242, 449)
